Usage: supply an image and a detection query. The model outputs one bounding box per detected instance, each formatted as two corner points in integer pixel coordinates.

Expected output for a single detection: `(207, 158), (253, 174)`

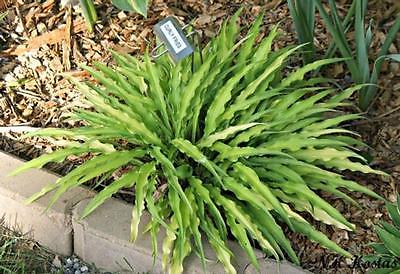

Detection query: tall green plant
(11, 13), (386, 274)
(315, 0), (400, 110)
(287, 0), (315, 64)
(288, 0), (400, 110)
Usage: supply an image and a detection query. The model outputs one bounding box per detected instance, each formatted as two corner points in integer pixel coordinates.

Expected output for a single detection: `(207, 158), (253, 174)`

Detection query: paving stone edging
(0, 151), (308, 274)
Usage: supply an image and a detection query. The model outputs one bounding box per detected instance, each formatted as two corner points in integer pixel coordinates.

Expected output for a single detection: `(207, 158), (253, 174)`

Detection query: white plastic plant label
(154, 17), (194, 62)
(159, 20), (187, 53)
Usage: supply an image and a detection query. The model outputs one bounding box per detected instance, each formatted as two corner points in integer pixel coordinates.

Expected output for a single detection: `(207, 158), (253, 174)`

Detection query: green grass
(0, 217), (56, 274)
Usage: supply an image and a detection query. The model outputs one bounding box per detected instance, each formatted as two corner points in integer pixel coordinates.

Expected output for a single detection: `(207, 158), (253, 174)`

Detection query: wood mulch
(0, 1), (399, 273)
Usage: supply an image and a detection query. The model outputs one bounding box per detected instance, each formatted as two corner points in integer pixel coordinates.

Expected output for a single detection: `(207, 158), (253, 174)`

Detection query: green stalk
(354, 0), (370, 84)
(323, 0), (356, 60)
(315, 0), (360, 81)
(0, 11), (7, 22)
(359, 16), (400, 110)
(80, 0), (98, 33)
(287, 0), (315, 63)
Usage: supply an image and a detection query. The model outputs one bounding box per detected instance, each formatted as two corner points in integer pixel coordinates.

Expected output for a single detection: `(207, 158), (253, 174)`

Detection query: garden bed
(0, 151), (307, 274)
(0, 1), (399, 274)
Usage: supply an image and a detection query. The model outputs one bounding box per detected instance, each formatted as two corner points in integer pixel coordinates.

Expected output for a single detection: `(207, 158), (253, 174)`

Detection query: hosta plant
(363, 195), (400, 274)
(11, 12), (386, 274)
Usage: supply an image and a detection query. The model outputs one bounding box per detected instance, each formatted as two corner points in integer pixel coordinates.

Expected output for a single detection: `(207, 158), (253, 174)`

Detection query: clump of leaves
(11, 12), (386, 274)
(363, 195), (400, 274)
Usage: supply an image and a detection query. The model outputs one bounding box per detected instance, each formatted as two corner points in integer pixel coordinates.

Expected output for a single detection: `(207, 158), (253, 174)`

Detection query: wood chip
(2, 19), (86, 56)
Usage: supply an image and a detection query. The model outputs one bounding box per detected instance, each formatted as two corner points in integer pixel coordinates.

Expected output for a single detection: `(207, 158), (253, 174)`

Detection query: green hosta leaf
(9, 147), (101, 176)
(235, 13), (263, 71)
(44, 150), (144, 210)
(81, 168), (139, 218)
(323, 158), (387, 175)
(162, 215), (178, 272)
(150, 147), (192, 213)
(387, 203), (400, 228)
(199, 123), (261, 148)
(149, 221), (160, 265)
(269, 87), (324, 116)
(226, 214), (259, 270)
(177, 55), (216, 135)
(143, 54), (170, 131)
(212, 142), (292, 162)
(229, 124), (270, 146)
(189, 178), (227, 239)
(292, 147), (366, 163)
(376, 226), (400, 257)
(172, 138), (223, 187)
(227, 45), (304, 116)
(280, 58), (346, 87)
(112, 0), (148, 17)
(275, 89), (334, 121)
(209, 186), (279, 260)
(291, 218), (352, 258)
(273, 188), (354, 230)
(307, 181), (359, 206)
(185, 189), (206, 271)
(245, 24), (280, 83)
(224, 177), (273, 212)
(232, 163), (292, 230)
(329, 84), (364, 104)
(303, 114), (362, 132)
(131, 162), (156, 242)
(204, 64), (254, 136)
(201, 217), (236, 274)
(248, 204), (299, 265)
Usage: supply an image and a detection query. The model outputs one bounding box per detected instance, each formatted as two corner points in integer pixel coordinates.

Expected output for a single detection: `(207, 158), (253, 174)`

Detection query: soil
(0, 1), (399, 274)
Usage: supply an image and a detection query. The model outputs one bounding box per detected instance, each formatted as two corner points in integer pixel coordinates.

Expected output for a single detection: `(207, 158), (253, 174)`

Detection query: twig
(14, 1), (28, 37)
(62, 3), (72, 71)
(376, 104), (400, 119)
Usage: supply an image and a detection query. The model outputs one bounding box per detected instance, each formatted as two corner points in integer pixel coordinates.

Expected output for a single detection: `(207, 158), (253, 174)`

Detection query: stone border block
(73, 198), (308, 274)
(0, 150), (308, 273)
(0, 151), (93, 255)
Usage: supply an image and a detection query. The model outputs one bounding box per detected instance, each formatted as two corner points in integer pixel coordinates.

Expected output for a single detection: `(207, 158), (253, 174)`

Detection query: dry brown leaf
(2, 19), (86, 56)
